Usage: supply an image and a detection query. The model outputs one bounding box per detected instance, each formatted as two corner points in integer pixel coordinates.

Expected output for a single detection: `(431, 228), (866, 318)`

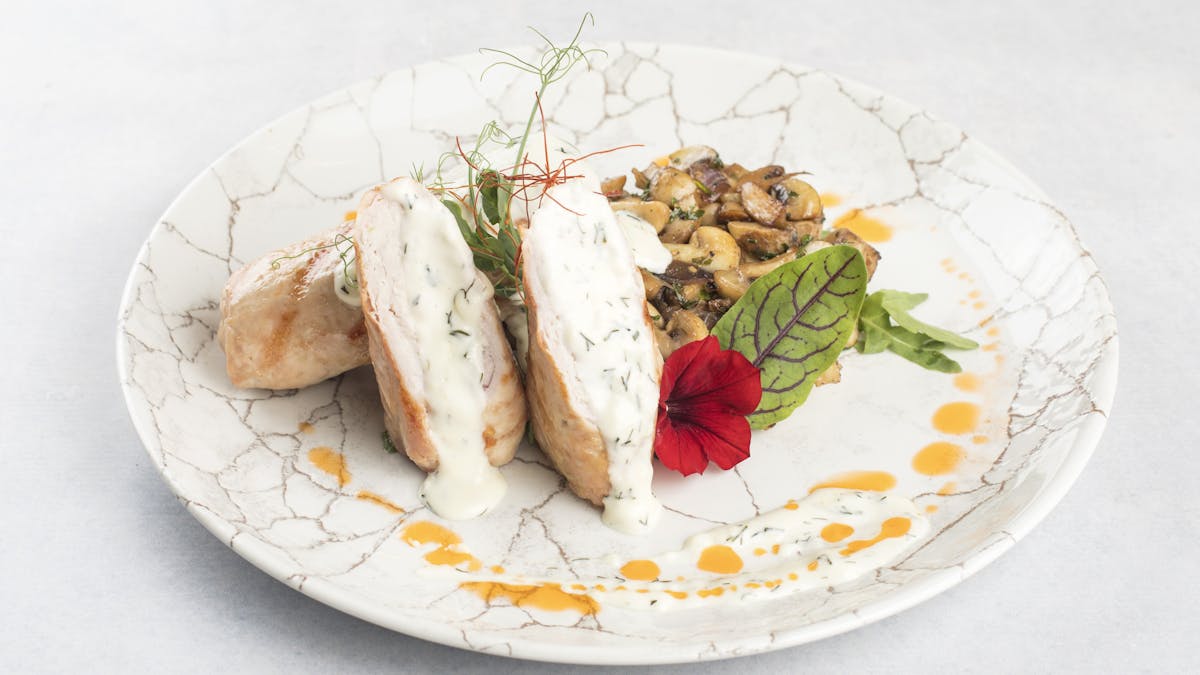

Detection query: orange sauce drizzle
(355, 490), (403, 513)
(840, 517), (911, 556)
(820, 193), (843, 207)
(953, 373), (982, 392)
(619, 559), (660, 582)
(820, 523), (855, 543)
(461, 581), (599, 615)
(400, 521), (481, 571)
(833, 209), (893, 243)
(913, 442), (966, 476)
(307, 447), (350, 487)
(697, 545), (744, 574)
(809, 470), (897, 493)
(932, 402), (981, 435)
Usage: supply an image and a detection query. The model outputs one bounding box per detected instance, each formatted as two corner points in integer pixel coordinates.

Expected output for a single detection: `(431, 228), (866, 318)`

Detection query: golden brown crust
(522, 280), (611, 506)
(218, 222), (369, 389)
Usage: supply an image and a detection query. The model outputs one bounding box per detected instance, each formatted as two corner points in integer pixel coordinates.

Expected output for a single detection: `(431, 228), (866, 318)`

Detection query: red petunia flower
(654, 336), (763, 476)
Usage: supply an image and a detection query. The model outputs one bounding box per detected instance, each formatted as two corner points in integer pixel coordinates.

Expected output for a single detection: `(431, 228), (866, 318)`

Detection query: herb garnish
(856, 290), (979, 372)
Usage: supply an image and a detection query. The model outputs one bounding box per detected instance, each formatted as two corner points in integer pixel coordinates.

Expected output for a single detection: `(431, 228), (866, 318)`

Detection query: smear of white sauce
(412, 488), (927, 610)
(524, 171), (663, 535)
(613, 210), (671, 273)
(359, 178), (506, 519)
(600, 488), (927, 609)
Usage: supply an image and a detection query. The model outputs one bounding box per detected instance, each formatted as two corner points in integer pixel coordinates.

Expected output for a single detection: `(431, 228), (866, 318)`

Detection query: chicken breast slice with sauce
(522, 170), (664, 535)
(355, 178), (526, 519)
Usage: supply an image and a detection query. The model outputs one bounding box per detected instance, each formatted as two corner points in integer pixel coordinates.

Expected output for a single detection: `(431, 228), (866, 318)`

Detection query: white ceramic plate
(117, 43), (1117, 664)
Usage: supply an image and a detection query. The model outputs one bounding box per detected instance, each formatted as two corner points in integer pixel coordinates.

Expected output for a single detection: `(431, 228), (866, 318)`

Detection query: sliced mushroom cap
(610, 198), (670, 233)
(739, 249), (799, 279)
(713, 268), (751, 300)
(640, 268), (666, 300)
(688, 160), (731, 201)
(739, 182), (786, 226)
(771, 178), (824, 222)
(666, 145), (719, 171)
(734, 165), (787, 191)
(727, 221), (798, 259)
(660, 218), (699, 244)
(789, 219), (823, 242)
(662, 310), (709, 356)
(600, 175), (627, 197)
(650, 167), (700, 208)
(823, 228), (881, 278)
(663, 226), (740, 272)
(814, 360), (842, 387)
(716, 200), (750, 224)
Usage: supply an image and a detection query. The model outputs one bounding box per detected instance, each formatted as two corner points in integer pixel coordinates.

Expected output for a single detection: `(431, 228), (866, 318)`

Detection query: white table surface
(3, 0), (1197, 671)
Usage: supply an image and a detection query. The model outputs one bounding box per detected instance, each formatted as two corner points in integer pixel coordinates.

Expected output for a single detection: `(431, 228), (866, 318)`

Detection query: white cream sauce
(358, 178), (506, 519)
(613, 210), (672, 273)
(412, 488), (927, 611)
(524, 171), (663, 535)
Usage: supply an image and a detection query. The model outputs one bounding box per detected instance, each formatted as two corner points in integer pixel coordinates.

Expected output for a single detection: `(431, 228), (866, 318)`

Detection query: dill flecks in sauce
(357, 178), (506, 519)
(523, 170), (663, 534)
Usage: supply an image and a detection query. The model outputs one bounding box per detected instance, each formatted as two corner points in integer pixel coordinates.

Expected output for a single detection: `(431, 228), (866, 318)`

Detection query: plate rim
(116, 41), (1119, 664)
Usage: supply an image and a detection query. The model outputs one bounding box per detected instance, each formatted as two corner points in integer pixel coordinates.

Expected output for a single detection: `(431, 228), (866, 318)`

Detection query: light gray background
(2, 0), (1196, 672)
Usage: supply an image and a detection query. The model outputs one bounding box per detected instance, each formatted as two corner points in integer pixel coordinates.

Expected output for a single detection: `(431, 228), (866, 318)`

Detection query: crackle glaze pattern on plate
(117, 43), (1117, 664)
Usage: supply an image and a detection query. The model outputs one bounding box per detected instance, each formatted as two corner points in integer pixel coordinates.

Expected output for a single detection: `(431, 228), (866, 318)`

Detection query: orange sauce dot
(571, 583), (587, 591)
(593, 584), (607, 592)
(925, 504), (939, 513)
(771, 544), (780, 555)
(982, 342), (1000, 352)
(940, 257), (953, 266)
(636, 589), (649, 594)
(355, 490), (403, 513)
(765, 579), (781, 589)
(298, 421), (315, 434)
(913, 441), (966, 476)
(753, 548), (767, 557)
(821, 523), (855, 543)
(788, 572), (799, 581)
(697, 587), (725, 598)
(308, 447), (350, 487)
(461, 581), (598, 615)
(833, 209), (894, 243)
(784, 500), (800, 510)
(973, 301), (986, 310)
(953, 373), (982, 392)
(958, 272), (970, 280)
(820, 193), (843, 207)
(401, 521), (482, 571)
(840, 517), (912, 556)
(490, 565), (505, 574)
(810, 470), (897, 493)
(666, 590), (688, 600)
(968, 290), (982, 299)
(807, 560), (819, 572)
(619, 559), (660, 582)
(986, 326), (1000, 337)
(932, 402), (981, 435)
(937, 482), (957, 496)
(697, 545), (744, 574)
(744, 582), (761, 589)
(343, 210), (357, 221)
(972, 435), (988, 445)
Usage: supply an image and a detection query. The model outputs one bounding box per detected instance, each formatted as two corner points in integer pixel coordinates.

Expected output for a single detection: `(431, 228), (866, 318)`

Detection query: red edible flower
(654, 336), (763, 476)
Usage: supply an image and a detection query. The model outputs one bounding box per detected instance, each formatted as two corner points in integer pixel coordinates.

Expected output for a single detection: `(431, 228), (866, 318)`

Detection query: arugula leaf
(877, 290), (979, 349)
(855, 289), (978, 372)
(712, 246), (868, 429)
